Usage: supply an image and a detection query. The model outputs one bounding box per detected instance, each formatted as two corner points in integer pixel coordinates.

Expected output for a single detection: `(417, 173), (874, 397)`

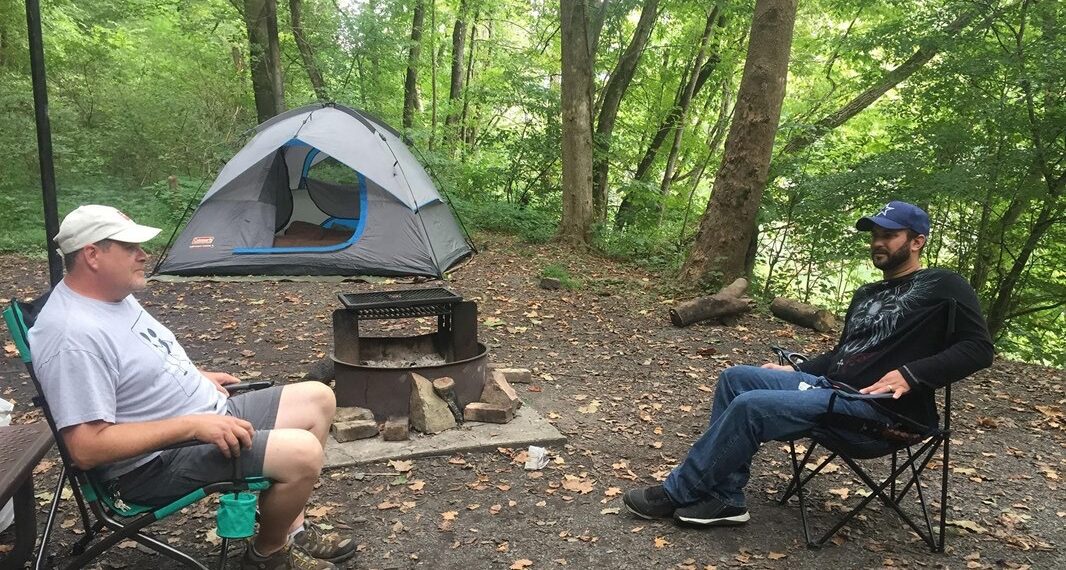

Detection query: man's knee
(265, 429), (325, 481)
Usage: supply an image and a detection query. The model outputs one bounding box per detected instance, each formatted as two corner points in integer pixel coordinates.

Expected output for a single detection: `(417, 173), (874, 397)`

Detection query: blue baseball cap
(856, 201), (930, 235)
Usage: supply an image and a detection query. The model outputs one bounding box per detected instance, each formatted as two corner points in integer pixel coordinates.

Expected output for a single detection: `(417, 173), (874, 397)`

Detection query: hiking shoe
(241, 543), (337, 570)
(293, 525), (357, 563)
(673, 497), (750, 527)
(623, 485), (679, 519)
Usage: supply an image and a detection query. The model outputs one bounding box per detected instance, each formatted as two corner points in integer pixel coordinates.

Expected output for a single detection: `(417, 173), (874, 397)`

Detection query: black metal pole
(26, 0), (63, 286)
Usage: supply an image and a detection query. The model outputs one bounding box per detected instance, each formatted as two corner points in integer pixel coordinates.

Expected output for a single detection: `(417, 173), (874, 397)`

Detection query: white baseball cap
(55, 205), (162, 254)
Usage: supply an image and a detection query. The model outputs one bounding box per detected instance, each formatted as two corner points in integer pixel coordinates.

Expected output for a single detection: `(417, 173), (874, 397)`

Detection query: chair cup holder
(217, 493), (258, 539)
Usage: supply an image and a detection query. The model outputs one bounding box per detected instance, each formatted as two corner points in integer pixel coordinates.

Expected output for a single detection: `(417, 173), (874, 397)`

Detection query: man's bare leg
(275, 381), (335, 445)
(253, 428), (324, 555)
(253, 381), (336, 548)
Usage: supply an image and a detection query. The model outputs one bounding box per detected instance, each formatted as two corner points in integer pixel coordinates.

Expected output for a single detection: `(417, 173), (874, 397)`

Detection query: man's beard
(871, 242), (911, 272)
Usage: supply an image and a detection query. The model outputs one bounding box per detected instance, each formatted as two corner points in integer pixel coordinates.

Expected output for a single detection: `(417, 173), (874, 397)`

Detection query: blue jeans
(662, 365), (891, 508)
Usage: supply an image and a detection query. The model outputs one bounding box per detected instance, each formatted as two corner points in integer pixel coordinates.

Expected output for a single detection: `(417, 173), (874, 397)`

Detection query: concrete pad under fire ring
(323, 404), (566, 469)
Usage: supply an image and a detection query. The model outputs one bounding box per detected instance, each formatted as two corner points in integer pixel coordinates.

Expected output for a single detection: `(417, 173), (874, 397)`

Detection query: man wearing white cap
(29, 205), (354, 569)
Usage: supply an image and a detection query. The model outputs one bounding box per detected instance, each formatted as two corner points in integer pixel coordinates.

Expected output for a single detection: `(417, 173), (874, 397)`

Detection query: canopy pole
(26, 0), (63, 286)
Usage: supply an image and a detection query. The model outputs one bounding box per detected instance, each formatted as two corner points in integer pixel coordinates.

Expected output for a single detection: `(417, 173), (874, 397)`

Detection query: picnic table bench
(0, 422), (53, 569)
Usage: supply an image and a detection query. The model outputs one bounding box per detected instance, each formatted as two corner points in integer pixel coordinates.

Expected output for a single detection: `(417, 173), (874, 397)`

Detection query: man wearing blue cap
(625, 200), (994, 527)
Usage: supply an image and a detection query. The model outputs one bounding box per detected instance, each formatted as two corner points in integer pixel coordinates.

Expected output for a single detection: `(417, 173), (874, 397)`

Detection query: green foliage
(450, 196), (557, 245)
(1, 0), (1061, 365)
(540, 264), (581, 290)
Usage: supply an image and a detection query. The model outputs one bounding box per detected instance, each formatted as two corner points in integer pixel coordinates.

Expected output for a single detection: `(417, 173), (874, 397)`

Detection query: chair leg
(33, 465), (69, 570)
(818, 439), (941, 549)
(783, 440), (817, 548)
(938, 433), (950, 553)
(218, 538), (230, 570)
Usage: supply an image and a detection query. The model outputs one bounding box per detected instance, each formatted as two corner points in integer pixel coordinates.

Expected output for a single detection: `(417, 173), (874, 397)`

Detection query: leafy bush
(450, 197), (558, 244)
(540, 264), (581, 290)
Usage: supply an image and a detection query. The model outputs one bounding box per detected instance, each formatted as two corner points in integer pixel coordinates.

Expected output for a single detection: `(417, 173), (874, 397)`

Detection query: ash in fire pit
(360, 354), (447, 368)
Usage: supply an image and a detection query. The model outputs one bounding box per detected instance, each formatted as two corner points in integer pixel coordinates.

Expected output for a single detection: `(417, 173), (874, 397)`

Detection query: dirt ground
(1, 233), (1063, 569)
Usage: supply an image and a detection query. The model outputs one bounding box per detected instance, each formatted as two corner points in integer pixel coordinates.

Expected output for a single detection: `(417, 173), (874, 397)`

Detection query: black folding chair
(4, 295), (274, 569)
(771, 301), (957, 552)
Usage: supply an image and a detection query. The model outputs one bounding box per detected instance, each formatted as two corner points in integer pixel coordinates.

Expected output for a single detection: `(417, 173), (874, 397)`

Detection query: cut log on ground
(770, 297), (839, 332)
(670, 278), (755, 327)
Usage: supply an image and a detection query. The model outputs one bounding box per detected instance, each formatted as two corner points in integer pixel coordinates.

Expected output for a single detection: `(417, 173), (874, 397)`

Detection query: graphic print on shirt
(837, 272), (935, 360)
(131, 312), (199, 396)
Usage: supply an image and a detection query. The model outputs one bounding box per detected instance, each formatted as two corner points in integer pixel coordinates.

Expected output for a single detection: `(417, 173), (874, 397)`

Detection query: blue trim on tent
(233, 174), (369, 255)
(300, 148), (320, 184)
(282, 138), (310, 147)
(322, 217), (358, 230)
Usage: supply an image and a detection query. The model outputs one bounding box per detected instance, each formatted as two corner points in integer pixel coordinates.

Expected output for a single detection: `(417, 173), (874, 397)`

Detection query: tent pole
(26, 0), (63, 286)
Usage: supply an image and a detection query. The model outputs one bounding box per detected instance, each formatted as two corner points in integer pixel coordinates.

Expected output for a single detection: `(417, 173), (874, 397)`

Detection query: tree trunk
(770, 297), (839, 332)
(403, 0), (426, 134)
(657, 7), (719, 208)
(429, 2), (439, 150)
(669, 278), (753, 327)
(445, 0), (468, 141)
(614, 47), (721, 229)
(591, 0), (660, 222)
(558, 0), (596, 245)
(289, 0), (328, 101)
(458, 17), (477, 154)
(679, 0), (797, 288)
(243, 0), (285, 123)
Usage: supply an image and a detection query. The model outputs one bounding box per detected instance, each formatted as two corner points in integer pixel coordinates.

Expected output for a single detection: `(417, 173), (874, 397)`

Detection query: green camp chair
(4, 296), (273, 570)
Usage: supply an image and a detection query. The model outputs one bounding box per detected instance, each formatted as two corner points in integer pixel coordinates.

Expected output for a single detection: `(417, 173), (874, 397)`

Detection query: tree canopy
(1, 0), (1062, 365)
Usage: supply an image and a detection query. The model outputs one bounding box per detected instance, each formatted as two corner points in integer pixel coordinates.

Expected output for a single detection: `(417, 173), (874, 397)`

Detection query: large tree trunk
(445, 0), (468, 143)
(590, 0), (660, 222)
(403, 0), (426, 134)
(558, 0), (597, 245)
(614, 47), (721, 229)
(289, 0), (328, 101)
(679, 0), (797, 288)
(242, 0), (285, 123)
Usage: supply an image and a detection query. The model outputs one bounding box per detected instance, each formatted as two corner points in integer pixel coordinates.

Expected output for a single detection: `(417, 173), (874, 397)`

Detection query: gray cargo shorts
(109, 385), (283, 507)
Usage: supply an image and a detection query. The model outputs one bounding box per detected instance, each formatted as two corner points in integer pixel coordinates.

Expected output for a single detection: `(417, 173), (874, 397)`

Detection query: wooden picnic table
(0, 423), (53, 569)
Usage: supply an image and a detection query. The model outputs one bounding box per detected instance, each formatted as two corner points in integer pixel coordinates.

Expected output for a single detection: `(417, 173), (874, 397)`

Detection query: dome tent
(156, 103), (473, 278)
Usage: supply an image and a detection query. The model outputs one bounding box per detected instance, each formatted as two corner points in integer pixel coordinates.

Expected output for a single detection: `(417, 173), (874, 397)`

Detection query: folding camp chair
(771, 301), (957, 552)
(4, 295), (274, 569)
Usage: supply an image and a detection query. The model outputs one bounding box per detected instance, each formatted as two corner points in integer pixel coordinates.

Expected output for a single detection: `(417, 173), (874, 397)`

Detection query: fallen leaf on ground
(389, 459), (414, 473)
(510, 560), (533, 569)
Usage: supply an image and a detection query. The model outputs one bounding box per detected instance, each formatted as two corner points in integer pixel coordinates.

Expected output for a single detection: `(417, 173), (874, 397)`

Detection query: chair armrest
(769, 345), (808, 370)
(225, 380), (275, 394)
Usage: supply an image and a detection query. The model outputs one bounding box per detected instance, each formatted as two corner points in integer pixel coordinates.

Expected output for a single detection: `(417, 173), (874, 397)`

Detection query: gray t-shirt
(28, 280), (226, 480)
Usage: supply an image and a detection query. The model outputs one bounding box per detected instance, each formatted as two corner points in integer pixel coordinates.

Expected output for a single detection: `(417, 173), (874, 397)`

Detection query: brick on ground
(495, 367), (532, 384)
(334, 406), (375, 423)
(382, 416), (410, 441)
(464, 402), (514, 424)
(332, 419), (379, 442)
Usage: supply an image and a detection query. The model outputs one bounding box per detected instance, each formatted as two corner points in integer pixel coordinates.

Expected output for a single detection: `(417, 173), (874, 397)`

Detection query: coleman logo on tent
(190, 236), (215, 248)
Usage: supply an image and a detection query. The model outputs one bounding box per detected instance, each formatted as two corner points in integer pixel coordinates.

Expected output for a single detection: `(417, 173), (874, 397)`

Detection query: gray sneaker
(673, 497), (750, 527)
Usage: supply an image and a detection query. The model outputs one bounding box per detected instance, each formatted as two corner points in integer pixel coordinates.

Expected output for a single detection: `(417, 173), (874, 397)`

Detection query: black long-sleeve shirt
(797, 268), (994, 426)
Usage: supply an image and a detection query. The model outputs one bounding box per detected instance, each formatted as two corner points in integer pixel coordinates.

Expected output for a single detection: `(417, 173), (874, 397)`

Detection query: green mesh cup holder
(217, 493), (258, 539)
